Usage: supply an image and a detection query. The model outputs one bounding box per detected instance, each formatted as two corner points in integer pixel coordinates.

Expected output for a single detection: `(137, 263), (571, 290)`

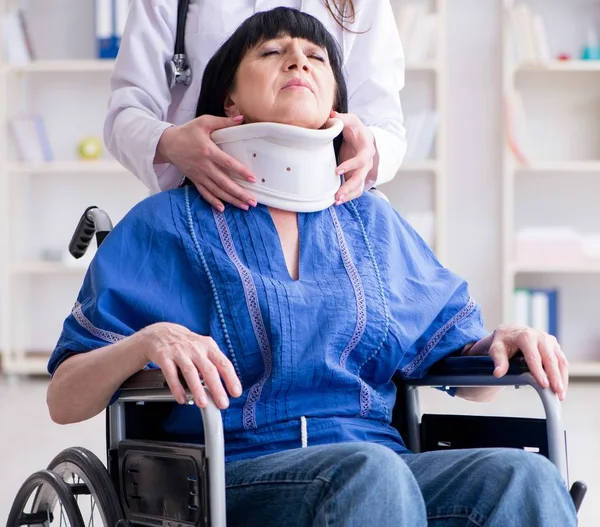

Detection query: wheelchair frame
(106, 358), (578, 527)
(7, 205), (587, 527)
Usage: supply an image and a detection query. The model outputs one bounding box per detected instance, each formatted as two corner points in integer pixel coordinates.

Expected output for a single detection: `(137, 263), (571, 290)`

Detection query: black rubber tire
(6, 469), (85, 527)
(47, 447), (123, 526)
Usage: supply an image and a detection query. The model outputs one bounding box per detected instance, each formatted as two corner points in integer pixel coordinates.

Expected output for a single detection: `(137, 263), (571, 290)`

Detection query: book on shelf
(114, 0), (131, 50)
(514, 288), (558, 337)
(404, 111), (439, 162)
(504, 92), (532, 164)
(516, 227), (600, 266)
(1, 9), (34, 64)
(96, 0), (131, 59)
(8, 115), (53, 164)
(395, 4), (437, 65)
(505, 2), (551, 64)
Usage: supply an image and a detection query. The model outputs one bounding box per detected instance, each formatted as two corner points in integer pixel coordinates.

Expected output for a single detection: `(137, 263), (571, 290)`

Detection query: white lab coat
(104, 0), (406, 194)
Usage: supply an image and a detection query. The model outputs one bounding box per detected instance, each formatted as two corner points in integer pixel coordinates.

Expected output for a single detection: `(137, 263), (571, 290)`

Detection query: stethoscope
(165, 0), (192, 88)
(164, 1), (307, 89)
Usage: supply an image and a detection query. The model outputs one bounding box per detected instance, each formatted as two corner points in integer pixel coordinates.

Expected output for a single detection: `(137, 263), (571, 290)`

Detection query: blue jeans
(225, 442), (577, 526)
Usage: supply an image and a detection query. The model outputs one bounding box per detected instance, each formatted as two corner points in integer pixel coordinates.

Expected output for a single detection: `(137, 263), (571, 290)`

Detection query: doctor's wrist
(154, 125), (178, 165)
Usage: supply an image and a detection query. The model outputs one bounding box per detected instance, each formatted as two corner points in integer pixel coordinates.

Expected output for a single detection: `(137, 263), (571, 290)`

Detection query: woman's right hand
(138, 322), (243, 410)
(155, 115), (258, 212)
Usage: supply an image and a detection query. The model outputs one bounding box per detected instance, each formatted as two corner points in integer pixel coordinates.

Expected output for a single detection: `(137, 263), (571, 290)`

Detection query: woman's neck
(268, 207), (299, 280)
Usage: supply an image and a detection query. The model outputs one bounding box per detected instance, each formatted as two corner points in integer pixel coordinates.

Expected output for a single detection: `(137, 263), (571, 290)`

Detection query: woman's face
(225, 35), (336, 129)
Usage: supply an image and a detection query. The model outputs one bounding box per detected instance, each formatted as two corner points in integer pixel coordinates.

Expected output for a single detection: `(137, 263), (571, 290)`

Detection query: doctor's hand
(156, 115), (257, 212)
(328, 111), (377, 206)
(465, 324), (569, 401)
(139, 322), (243, 410)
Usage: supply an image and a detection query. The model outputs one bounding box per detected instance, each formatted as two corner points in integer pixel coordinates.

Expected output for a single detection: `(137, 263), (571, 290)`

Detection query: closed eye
(261, 50), (281, 57)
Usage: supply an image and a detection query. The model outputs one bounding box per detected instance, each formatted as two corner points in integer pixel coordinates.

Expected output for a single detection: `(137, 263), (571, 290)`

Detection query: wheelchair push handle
(69, 206), (114, 258)
(569, 480), (587, 513)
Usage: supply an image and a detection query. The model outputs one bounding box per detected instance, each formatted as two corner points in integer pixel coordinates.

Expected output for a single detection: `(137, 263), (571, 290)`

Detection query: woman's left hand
(328, 111), (377, 205)
(467, 324), (569, 401)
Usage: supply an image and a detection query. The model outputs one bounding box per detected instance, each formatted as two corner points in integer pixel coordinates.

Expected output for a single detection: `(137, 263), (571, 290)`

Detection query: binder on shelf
(512, 288), (558, 338)
(506, 3), (551, 64)
(395, 4), (437, 65)
(504, 92), (532, 164)
(513, 288), (530, 326)
(114, 0), (131, 51)
(8, 114), (53, 163)
(404, 111), (439, 162)
(96, 0), (118, 59)
(1, 10), (32, 64)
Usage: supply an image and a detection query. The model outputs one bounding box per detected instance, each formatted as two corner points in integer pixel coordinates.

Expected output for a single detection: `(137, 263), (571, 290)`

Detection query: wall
(445, 0), (503, 328)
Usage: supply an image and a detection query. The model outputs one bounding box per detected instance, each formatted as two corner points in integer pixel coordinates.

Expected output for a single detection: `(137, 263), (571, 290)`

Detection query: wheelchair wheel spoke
(87, 496), (97, 527)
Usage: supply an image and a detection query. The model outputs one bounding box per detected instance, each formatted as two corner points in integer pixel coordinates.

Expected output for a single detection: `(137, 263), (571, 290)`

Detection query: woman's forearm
(47, 332), (149, 425)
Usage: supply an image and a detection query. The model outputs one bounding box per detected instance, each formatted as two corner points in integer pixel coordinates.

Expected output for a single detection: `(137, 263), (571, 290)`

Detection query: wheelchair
(7, 205), (588, 527)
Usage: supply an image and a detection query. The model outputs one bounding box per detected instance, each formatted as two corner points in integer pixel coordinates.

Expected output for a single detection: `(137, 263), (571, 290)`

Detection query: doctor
(104, 0), (406, 210)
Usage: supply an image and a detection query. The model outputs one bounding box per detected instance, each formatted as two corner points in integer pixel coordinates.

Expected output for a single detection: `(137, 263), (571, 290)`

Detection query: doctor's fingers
(194, 182), (226, 212)
(196, 167), (257, 210)
(210, 144), (257, 184)
(335, 172), (366, 205)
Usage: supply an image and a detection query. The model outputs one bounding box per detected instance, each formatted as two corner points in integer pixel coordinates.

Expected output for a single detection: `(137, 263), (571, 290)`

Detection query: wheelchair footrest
(420, 414), (549, 457)
(118, 440), (209, 527)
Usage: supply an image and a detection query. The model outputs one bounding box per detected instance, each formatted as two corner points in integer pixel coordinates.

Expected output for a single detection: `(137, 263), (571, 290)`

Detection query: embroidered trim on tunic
(330, 207), (367, 368)
(400, 296), (477, 377)
(184, 187), (243, 381)
(72, 301), (125, 344)
(213, 209), (273, 431)
(348, 201), (391, 419)
(329, 207), (372, 417)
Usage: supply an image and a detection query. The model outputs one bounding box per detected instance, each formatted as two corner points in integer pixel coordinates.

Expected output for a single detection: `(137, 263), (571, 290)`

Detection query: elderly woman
(47, 8), (576, 527)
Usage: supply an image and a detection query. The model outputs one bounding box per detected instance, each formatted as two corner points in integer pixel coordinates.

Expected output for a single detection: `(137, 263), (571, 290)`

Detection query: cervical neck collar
(211, 118), (344, 213)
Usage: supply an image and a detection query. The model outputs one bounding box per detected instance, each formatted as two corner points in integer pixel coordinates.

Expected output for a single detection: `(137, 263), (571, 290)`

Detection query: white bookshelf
(516, 60), (600, 73)
(399, 159), (440, 173)
(2, 59), (116, 74)
(516, 161), (600, 174)
(8, 160), (128, 174)
(387, 0), (447, 262)
(0, 0), (150, 376)
(569, 361), (600, 379)
(502, 1), (600, 379)
(511, 263), (600, 275)
(11, 261), (88, 275)
(405, 60), (439, 73)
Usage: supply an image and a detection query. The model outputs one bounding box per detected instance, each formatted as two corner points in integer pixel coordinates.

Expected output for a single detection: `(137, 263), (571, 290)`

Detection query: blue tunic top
(48, 187), (488, 462)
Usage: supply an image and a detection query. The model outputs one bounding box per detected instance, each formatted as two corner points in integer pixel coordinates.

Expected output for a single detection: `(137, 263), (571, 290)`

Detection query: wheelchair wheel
(47, 446), (123, 527)
(6, 469), (85, 527)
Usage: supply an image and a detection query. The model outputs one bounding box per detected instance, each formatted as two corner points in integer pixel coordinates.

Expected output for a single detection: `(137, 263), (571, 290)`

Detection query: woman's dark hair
(195, 7), (348, 158)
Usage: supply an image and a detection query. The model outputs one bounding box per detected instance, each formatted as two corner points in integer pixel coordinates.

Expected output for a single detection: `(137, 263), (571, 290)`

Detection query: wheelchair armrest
(426, 354), (529, 377)
(119, 368), (170, 392)
(111, 369), (227, 527)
